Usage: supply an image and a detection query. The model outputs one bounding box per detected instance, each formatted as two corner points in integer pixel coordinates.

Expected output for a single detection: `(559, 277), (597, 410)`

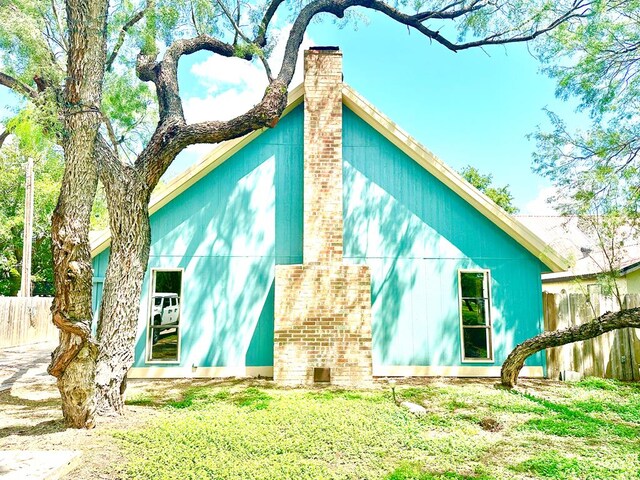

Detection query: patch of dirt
(479, 417), (502, 432)
(0, 379), (160, 480)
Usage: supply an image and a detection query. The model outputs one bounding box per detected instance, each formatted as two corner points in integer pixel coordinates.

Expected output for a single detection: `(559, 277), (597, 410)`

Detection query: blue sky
(0, 10), (589, 214)
(306, 13), (588, 213)
(173, 12), (589, 214)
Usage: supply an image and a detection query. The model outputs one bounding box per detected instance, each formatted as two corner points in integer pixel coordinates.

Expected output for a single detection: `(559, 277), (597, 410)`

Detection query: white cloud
(191, 55), (264, 94)
(184, 88), (263, 124)
(183, 24), (314, 124)
(165, 25), (315, 181)
(522, 186), (560, 215)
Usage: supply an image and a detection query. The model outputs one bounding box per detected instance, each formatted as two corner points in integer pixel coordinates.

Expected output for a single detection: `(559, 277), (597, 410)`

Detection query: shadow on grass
(127, 384), (275, 411)
(125, 378), (397, 410)
(0, 419), (66, 439)
(512, 390), (639, 438)
(0, 389), (60, 408)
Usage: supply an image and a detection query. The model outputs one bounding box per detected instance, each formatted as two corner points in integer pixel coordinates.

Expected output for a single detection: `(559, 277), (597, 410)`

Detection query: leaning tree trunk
(501, 307), (640, 388)
(94, 166), (151, 415)
(49, 153), (98, 427)
(48, 0), (108, 428)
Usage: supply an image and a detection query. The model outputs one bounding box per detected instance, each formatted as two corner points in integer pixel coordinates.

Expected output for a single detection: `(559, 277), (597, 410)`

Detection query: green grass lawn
(115, 378), (640, 480)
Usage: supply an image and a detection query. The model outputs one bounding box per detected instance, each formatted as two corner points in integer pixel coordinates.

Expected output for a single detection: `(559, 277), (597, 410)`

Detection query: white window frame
(458, 269), (494, 363)
(146, 268), (184, 364)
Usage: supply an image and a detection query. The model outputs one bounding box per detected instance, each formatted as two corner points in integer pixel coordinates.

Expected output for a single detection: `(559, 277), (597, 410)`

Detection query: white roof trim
(341, 85), (568, 272)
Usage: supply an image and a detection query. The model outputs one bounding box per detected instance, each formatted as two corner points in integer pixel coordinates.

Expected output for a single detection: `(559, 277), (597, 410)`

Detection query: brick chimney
(273, 48), (373, 386)
(303, 48), (344, 264)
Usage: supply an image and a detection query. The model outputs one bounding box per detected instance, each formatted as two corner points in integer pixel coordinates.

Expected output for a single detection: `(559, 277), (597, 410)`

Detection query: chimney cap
(309, 46), (340, 51)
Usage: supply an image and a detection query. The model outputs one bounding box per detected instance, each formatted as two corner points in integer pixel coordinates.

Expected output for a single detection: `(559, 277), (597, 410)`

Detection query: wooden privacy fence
(543, 292), (640, 381)
(0, 297), (56, 348)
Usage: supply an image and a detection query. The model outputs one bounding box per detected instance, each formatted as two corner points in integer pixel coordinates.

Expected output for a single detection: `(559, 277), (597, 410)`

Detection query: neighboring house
(90, 48), (567, 384)
(516, 215), (640, 296)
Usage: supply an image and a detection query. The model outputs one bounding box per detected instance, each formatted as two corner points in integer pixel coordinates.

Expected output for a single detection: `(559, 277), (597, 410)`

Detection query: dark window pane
(461, 272), (485, 298)
(461, 299), (487, 326)
(463, 328), (489, 359)
(149, 327), (179, 361)
(155, 271), (182, 296)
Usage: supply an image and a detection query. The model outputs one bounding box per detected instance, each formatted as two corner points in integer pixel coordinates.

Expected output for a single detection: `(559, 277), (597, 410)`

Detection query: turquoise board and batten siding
(92, 105), (304, 369)
(91, 102), (547, 373)
(342, 106), (546, 370)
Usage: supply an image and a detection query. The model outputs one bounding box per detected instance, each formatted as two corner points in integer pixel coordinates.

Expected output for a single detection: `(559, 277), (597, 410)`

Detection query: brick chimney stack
(303, 48), (344, 264)
(273, 47), (373, 386)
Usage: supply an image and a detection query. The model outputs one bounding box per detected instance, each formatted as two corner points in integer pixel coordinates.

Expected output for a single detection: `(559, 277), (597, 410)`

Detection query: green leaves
(460, 165), (519, 214)
(0, 141), (63, 295)
(540, 1), (640, 119)
(0, 0), (65, 87)
(102, 72), (156, 151)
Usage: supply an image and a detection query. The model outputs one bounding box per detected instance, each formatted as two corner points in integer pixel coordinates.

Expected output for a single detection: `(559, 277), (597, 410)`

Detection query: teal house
(90, 48), (566, 383)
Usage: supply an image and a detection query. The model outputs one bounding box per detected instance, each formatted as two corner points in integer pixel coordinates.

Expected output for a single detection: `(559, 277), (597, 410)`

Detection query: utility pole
(20, 157), (34, 297)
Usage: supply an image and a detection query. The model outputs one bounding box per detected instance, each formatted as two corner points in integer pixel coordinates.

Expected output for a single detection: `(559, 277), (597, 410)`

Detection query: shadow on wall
(341, 155), (535, 367)
(341, 105), (552, 369)
(343, 161), (461, 367)
(135, 154), (277, 368)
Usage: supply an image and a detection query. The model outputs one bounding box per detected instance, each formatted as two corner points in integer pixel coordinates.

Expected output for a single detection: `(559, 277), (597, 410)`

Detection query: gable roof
(90, 83), (568, 272)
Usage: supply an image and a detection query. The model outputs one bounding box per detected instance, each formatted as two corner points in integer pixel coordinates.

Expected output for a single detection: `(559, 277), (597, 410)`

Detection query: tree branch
(216, 0), (251, 44)
(0, 71), (38, 100)
(501, 306), (640, 387)
(215, 0), (273, 80)
(98, 110), (121, 162)
(136, 35), (241, 125)
(50, 0), (68, 51)
(107, 1), (155, 72)
(413, 0), (484, 22)
(0, 128), (12, 150)
(190, 0), (201, 35)
(255, 0), (286, 48)
(136, 77), (288, 186)
(132, 0), (591, 190)
(275, 0), (591, 87)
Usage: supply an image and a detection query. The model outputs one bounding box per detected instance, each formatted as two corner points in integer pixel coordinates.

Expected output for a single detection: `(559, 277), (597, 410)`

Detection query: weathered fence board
(0, 297), (56, 348)
(543, 292), (640, 381)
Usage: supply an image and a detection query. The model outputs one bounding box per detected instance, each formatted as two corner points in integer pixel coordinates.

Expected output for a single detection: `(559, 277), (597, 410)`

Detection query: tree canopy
(460, 165), (518, 214)
(530, 0), (640, 302)
(533, 0), (640, 216)
(0, 109), (65, 296)
(0, 144), (62, 295)
(499, 1), (640, 386)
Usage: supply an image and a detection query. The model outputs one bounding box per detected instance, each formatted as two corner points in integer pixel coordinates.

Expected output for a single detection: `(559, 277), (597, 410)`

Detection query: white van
(150, 293), (180, 343)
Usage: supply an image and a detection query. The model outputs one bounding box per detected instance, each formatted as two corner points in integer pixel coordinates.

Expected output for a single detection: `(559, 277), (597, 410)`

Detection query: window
(459, 270), (493, 361)
(147, 269), (183, 362)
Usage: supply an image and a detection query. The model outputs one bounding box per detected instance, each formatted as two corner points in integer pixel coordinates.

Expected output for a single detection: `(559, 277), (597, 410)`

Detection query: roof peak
(90, 82), (568, 272)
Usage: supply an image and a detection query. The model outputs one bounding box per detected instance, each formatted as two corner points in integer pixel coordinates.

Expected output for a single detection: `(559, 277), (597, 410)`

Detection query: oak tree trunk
(94, 168), (151, 415)
(48, 0), (108, 428)
(501, 307), (640, 388)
